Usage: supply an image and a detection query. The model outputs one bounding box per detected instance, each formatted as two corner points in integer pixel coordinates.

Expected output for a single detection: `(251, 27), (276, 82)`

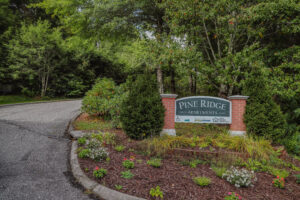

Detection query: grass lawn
(0, 95), (73, 105)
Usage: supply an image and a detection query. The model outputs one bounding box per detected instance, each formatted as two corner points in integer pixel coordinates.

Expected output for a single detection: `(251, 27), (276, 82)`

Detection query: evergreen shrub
(120, 74), (165, 139)
(243, 66), (287, 142)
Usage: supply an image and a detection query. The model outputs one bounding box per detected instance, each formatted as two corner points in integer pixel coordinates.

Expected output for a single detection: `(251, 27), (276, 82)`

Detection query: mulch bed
(77, 130), (300, 200)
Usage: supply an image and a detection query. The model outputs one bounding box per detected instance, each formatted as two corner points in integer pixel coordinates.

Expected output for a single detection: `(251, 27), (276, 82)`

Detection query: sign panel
(175, 96), (231, 124)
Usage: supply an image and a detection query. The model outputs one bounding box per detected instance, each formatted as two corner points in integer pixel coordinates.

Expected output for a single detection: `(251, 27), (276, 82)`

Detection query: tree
(120, 74), (165, 139)
(7, 20), (64, 97)
(243, 65), (287, 142)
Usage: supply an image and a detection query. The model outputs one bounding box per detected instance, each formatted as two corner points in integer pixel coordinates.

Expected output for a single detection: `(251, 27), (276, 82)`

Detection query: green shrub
(108, 83), (128, 128)
(243, 66), (287, 142)
(121, 170), (134, 179)
(193, 177), (211, 186)
(78, 137), (86, 145)
(281, 132), (300, 155)
(122, 160), (134, 169)
(147, 158), (162, 168)
(78, 149), (90, 158)
(149, 186), (163, 199)
(93, 167), (107, 179)
(120, 74), (165, 139)
(115, 145), (125, 152)
(81, 78), (116, 118)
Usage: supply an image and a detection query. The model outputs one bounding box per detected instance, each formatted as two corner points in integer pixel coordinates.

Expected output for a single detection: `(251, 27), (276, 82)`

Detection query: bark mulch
(77, 131), (300, 200)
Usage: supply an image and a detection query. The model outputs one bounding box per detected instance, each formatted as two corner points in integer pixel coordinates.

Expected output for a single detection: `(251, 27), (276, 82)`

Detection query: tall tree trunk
(157, 66), (164, 94)
(189, 73), (193, 95)
(218, 84), (227, 98)
(171, 68), (176, 93)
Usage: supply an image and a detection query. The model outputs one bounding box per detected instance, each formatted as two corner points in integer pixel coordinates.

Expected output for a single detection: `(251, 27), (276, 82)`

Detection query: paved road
(0, 101), (92, 200)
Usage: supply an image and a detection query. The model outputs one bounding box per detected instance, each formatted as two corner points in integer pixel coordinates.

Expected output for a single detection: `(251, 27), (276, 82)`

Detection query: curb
(0, 99), (82, 108)
(67, 112), (85, 139)
(70, 141), (146, 200)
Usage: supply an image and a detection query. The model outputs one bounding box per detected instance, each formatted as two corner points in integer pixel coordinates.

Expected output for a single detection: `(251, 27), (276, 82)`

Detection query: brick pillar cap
(160, 94), (178, 98)
(228, 95), (249, 100)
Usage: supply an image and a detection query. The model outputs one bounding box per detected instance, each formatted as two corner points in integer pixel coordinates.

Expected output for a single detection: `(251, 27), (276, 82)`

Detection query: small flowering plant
(122, 158), (135, 169)
(224, 192), (242, 200)
(93, 166), (107, 179)
(222, 167), (257, 188)
(272, 176), (285, 189)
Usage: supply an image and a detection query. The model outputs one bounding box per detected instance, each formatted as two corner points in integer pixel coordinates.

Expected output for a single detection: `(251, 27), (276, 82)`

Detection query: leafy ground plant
(93, 167), (107, 179)
(222, 167), (257, 188)
(149, 186), (163, 199)
(272, 176), (285, 189)
(78, 149), (90, 158)
(114, 145), (125, 152)
(193, 176), (211, 187)
(121, 170), (134, 179)
(77, 137), (86, 145)
(115, 185), (123, 190)
(122, 159), (134, 169)
(295, 174), (300, 184)
(147, 158), (162, 168)
(224, 192), (242, 200)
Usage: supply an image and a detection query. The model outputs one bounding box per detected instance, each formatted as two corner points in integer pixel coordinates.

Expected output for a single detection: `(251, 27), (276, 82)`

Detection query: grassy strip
(0, 95), (74, 105)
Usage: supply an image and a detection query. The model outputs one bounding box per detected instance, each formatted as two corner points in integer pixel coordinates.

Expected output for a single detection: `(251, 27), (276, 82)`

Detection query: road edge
(0, 99), (82, 108)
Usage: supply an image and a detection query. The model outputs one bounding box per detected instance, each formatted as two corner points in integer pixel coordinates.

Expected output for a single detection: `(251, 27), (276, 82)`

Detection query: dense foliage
(244, 66), (287, 141)
(120, 74), (165, 139)
(0, 0), (299, 152)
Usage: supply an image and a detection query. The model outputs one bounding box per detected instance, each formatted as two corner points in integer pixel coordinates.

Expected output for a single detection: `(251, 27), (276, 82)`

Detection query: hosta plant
(222, 167), (257, 188)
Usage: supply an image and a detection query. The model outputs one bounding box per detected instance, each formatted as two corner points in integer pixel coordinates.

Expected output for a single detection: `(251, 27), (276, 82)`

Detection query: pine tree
(120, 74), (165, 140)
(243, 66), (287, 142)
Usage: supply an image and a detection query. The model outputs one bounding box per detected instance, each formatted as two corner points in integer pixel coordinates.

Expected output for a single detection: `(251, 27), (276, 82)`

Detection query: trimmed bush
(120, 74), (165, 139)
(243, 66), (287, 142)
(81, 78), (116, 118)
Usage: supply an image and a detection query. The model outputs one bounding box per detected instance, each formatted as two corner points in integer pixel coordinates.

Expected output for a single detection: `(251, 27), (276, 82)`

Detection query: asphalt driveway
(0, 100), (93, 200)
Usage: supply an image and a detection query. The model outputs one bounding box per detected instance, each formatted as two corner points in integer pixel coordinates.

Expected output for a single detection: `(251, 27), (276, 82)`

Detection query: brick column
(228, 95), (249, 136)
(160, 94), (178, 136)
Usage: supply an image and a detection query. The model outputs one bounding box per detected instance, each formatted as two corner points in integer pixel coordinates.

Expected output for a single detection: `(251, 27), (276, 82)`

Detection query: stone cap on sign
(228, 95), (249, 100)
(160, 94), (178, 98)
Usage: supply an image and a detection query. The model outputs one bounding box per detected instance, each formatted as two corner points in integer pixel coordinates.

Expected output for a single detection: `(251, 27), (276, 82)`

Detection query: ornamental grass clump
(222, 167), (257, 188)
(193, 176), (211, 187)
(147, 158), (162, 168)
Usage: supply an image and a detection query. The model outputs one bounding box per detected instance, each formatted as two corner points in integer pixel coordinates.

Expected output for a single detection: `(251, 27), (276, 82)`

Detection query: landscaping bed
(74, 114), (300, 200)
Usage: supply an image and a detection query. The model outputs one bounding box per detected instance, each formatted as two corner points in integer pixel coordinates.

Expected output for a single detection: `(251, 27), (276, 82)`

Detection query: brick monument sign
(160, 94), (248, 136)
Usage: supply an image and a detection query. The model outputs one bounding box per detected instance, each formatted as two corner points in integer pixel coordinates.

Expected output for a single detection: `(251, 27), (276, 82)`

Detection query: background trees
(0, 0), (299, 148)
